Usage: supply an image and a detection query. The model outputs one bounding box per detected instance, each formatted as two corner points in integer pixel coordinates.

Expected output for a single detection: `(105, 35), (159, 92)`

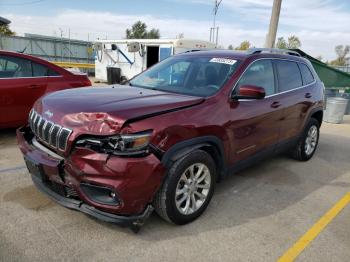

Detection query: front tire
(291, 118), (320, 161)
(154, 150), (216, 225)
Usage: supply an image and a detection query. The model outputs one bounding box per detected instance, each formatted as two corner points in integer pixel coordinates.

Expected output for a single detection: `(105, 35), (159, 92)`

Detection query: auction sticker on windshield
(210, 58), (237, 65)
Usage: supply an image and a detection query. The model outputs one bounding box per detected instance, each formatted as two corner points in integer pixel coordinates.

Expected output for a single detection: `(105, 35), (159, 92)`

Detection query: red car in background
(0, 50), (91, 128)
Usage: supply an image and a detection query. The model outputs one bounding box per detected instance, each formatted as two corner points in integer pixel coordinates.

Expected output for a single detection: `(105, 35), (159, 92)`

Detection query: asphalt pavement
(1, 117), (349, 262)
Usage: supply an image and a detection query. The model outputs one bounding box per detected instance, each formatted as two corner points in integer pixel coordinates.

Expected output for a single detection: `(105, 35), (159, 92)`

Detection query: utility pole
(264, 0), (282, 48)
(209, 0), (222, 47)
(68, 28), (71, 62)
(59, 28), (63, 61)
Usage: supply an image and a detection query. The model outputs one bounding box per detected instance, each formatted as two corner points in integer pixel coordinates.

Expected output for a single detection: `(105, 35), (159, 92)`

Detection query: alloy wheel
(305, 125), (318, 156)
(175, 163), (211, 215)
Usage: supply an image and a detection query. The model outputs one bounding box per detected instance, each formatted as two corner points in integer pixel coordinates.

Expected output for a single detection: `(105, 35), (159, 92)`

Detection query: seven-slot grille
(29, 110), (72, 151)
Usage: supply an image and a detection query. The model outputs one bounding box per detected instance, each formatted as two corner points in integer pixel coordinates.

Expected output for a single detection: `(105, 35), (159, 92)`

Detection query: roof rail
(247, 48), (301, 57)
(184, 49), (202, 53)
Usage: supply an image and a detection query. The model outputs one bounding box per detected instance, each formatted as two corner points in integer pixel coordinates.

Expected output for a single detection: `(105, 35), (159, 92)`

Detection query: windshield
(129, 55), (240, 97)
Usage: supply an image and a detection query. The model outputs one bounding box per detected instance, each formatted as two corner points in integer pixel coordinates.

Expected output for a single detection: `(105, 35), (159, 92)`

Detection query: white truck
(94, 38), (216, 83)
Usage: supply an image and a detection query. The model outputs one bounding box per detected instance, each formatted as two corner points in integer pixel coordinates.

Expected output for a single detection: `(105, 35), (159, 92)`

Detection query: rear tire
(291, 118), (320, 161)
(154, 150), (216, 225)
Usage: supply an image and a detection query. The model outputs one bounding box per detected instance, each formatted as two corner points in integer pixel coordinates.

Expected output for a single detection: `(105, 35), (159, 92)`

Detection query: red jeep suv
(17, 49), (324, 232)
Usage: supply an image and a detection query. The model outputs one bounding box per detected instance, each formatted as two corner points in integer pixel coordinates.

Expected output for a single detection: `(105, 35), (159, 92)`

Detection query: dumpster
(107, 67), (121, 84)
(324, 97), (349, 123)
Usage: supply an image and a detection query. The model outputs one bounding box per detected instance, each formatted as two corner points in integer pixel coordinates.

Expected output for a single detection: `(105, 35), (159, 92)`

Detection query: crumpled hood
(34, 85), (203, 135)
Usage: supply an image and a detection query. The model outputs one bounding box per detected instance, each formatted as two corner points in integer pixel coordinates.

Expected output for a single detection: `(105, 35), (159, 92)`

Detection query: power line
(210, 0), (222, 47)
(213, 0), (222, 16)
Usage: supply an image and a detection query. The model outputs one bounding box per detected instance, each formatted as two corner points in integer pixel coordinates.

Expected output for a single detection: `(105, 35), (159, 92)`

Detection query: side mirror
(232, 85), (266, 100)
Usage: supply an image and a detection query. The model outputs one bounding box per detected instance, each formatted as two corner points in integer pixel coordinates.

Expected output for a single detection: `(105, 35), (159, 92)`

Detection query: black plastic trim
(161, 136), (226, 178)
(31, 175), (154, 230)
(226, 136), (299, 176)
(307, 107), (324, 126)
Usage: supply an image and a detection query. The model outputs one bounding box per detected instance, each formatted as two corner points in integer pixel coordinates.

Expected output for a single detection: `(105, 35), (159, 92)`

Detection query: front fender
(160, 136), (227, 179)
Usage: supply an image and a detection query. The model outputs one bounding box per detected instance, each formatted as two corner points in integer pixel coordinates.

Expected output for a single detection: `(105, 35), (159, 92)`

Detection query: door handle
(28, 85), (40, 89)
(305, 93), (312, 98)
(270, 101), (281, 108)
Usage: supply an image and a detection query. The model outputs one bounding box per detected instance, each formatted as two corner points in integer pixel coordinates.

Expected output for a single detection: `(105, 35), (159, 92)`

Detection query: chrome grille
(29, 110), (72, 151)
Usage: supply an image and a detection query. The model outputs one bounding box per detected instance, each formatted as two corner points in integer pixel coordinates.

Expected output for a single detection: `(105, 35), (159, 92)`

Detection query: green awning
(291, 49), (350, 89)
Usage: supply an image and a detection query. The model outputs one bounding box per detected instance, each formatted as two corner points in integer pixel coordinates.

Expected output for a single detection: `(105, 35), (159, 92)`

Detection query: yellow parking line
(277, 192), (350, 262)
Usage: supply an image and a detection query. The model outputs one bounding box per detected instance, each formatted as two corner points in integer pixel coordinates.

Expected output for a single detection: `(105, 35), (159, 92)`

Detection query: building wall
(0, 34), (94, 64)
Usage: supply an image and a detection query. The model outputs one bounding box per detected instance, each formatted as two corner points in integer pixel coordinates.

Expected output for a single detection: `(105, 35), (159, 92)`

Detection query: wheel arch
(310, 110), (323, 126)
(161, 136), (227, 181)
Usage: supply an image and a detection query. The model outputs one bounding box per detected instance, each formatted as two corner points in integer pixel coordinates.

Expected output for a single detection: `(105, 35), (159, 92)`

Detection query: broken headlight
(75, 131), (153, 156)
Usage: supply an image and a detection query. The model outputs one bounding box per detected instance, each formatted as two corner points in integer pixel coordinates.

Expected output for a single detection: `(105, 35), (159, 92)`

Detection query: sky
(1, 0), (350, 60)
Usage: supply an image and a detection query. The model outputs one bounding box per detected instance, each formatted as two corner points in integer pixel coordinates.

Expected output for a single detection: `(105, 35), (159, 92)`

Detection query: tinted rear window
(299, 63), (314, 85)
(275, 60), (303, 92)
(48, 68), (60, 76)
(32, 62), (48, 77)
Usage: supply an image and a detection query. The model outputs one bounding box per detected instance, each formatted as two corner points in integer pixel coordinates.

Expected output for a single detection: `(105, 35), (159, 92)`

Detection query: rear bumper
(31, 174), (154, 229)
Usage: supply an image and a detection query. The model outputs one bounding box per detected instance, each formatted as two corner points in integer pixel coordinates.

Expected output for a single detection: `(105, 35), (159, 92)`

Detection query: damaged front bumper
(31, 174), (153, 232)
(17, 126), (165, 232)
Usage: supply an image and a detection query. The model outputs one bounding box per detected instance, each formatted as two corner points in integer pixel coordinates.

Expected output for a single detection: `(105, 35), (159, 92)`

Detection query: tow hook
(130, 205), (154, 233)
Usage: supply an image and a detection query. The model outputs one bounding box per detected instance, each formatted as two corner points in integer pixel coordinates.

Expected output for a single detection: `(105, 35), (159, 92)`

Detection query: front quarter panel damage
(65, 147), (165, 214)
(62, 112), (123, 136)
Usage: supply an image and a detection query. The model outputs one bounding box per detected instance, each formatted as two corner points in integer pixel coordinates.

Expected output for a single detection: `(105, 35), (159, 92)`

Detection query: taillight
(83, 78), (92, 86)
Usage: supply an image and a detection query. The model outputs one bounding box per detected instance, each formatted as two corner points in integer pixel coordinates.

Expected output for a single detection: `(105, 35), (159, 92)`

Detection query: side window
(0, 55), (32, 78)
(275, 60), (303, 92)
(237, 60), (275, 96)
(32, 62), (48, 77)
(48, 68), (60, 76)
(299, 63), (314, 85)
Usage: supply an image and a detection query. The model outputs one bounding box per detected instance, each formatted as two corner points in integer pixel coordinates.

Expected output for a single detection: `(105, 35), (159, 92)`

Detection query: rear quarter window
(275, 60), (303, 92)
(299, 63), (315, 85)
(32, 62), (48, 77)
(48, 68), (60, 76)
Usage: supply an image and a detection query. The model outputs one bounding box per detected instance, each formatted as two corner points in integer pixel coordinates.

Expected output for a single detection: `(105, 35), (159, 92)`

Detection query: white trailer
(94, 38), (216, 82)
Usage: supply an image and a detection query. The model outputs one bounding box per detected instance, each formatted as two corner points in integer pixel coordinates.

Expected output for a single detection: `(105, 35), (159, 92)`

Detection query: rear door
(228, 59), (284, 162)
(0, 55), (47, 127)
(274, 59), (314, 142)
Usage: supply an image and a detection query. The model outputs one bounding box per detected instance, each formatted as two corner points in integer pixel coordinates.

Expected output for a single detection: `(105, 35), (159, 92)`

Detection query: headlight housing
(76, 131), (153, 156)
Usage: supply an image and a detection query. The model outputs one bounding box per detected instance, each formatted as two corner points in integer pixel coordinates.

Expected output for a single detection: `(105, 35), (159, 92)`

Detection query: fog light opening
(110, 192), (116, 198)
(80, 183), (120, 206)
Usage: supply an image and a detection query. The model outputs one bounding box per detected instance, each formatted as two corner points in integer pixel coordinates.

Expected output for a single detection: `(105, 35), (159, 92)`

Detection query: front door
(228, 59), (284, 163)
